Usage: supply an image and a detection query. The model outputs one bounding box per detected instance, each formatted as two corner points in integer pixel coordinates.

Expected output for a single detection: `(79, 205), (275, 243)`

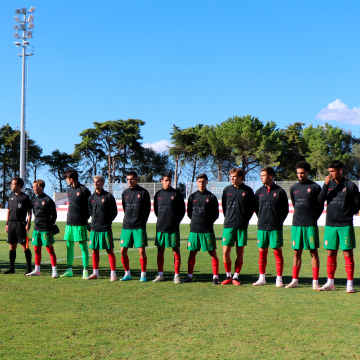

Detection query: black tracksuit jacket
(290, 180), (323, 227)
(222, 184), (255, 229)
(8, 192), (32, 222)
(255, 184), (289, 230)
(33, 193), (57, 231)
(318, 177), (360, 227)
(187, 189), (219, 233)
(154, 187), (185, 233)
(122, 185), (151, 230)
(66, 183), (91, 226)
(88, 190), (118, 232)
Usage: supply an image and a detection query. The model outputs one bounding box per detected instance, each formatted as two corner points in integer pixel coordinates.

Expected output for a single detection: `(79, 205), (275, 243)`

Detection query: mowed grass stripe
(0, 222), (360, 359)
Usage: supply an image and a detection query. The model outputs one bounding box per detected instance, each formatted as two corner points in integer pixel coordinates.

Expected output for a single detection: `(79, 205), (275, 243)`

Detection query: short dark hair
(12, 177), (24, 188)
(161, 173), (172, 180)
(63, 169), (78, 181)
(33, 179), (45, 189)
(295, 161), (310, 172)
(260, 167), (275, 177)
(196, 173), (208, 181)
(328, 160), (344, 169)
(229, 168), (244, 178)
(127, 171), (138, 178)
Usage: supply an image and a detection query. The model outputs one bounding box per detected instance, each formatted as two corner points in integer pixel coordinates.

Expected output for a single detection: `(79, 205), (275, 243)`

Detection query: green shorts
(291, 226), (319, 250)
(324, 226), (356, 251)
(257, 230), (283, 249)
(155, 232), (180, 248)
(64, 225), (88, 242)
(187, 232), (216, 252)
(89, 230), (114, 250)
(32, 230), (54, 246)
(120, 229), (148, 248)
(222, 228), (247, 247)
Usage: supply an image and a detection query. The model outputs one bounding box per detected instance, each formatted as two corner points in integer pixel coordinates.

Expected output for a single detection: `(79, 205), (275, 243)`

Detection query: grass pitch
(0, 222), (360, 359)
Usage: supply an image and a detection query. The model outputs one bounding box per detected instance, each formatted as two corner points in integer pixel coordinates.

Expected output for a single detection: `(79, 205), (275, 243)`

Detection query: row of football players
(3, 161), (358, 293)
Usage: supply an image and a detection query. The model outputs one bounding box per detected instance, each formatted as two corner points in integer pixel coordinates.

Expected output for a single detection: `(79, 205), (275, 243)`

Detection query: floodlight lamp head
(15, 9), (21, 15)
(29, 7), (35, 13)
(13, 32), (19, 39)
(28, 23), (34, 29)
(13, 25), (19, 31)
(14, 42), (21, 46)
(28, 15), (34, 22)
(21, 8), (27, 14)
(14, 16), (20, 23)
(23, 41), (30, 46)
(26, 31), (33, 38)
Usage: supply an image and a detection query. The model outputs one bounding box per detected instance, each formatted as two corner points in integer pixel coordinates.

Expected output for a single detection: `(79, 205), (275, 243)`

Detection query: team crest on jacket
(137, 194), (141, 198)
(77, 192), (80, 196)
(171, 196), (174, 200)
(242, 192), (245, 196)
(273, 193), (277, 197)
(42, 201), (45, 205)
(102, 198), (105, 203)
(307, 188), (311, 193)
(343, 188), (346, 192)
(206, 198), (209, 203)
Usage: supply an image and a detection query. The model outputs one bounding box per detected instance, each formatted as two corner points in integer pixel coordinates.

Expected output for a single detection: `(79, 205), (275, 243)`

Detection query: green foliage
(43, 150), (79, 192)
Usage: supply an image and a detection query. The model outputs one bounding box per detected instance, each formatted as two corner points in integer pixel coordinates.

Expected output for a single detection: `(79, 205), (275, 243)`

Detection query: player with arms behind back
(183, 173), (220, 285)
(221, 168), (255, 285)
(61, 170), (91, 279)
(3, 177), (32, 275)
(285, 162), (323, 289)
(27, 180), (58, 278)
(317, 160), (360, 293)
(87, 175), (118, 281)
(153, 173), (185, 284)
(120, 171), (151, 282)
(253, 167), (289, 287)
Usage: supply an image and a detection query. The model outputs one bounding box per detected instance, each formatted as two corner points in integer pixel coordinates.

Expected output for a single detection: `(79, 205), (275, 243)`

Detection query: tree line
(1, 115), (359, 204)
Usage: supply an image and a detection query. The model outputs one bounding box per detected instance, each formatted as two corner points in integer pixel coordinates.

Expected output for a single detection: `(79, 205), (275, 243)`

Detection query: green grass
(0, 222), (360, 359)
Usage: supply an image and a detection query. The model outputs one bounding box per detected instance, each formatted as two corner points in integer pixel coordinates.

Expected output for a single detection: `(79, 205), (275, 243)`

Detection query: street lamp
(13, 6), (35, 181)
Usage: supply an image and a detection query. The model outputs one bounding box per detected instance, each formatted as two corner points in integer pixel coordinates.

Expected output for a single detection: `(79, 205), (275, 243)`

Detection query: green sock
(79, 242), (89, 269)
(66, 241), (75, 268)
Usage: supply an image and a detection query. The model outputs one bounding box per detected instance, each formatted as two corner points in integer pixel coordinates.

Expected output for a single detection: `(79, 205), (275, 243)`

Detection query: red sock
(140, 257), (147, 272)
(344, 256), (354, 280)
(46, 246), (57, 266)
(224, 261), (232, 273)
(108, 253), (116, 271)
(93, 250), (100, 269)
(326, 255), (337, 279)
(258, 249), (268, 274)
(34, 245), (41, 266)
(292, 266), (300, 279)
(312, 267), (319, 280)
(188, 251), (197, 274)
(274, 249), (284, 276)
(174, 252), (181, 275)
(157, 248), (165, 272)
(121, 255), (130, 271)
(212, 258), (219, 275)
(234, 260), (243, 274)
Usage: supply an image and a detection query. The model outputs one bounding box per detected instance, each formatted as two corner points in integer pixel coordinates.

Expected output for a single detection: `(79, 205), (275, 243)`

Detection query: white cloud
(316, 99), (360, 125)
(143, 139), (173, 153)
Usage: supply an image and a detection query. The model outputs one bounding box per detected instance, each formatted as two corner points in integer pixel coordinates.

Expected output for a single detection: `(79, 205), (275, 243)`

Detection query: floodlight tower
(13, 6), (35, 181)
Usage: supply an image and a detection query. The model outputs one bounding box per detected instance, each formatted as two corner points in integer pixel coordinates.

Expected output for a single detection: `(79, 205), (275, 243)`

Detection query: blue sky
(2, 1), (360, 180)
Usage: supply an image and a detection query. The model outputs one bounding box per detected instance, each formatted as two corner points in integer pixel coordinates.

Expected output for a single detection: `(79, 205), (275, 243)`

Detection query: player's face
(230, 174), (243, 187)
(32, 183), (42, 195)
(260, 171), (272, 185)
(94, 179), (104, 191)
(328, 167), (342, 181)
(65, 177), (72, 186)
(296, 168), (309, 182)
(127, 175), (138, 188)
(11, 180), (21, 193)
(197, 178), (208, 192)
(161, 177), (171, 189)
